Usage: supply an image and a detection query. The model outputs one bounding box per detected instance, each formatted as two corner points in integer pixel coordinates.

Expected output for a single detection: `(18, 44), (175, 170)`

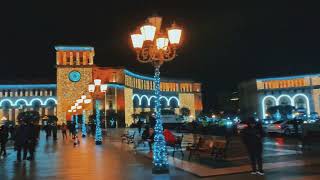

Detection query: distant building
(0, 46), (203, 126)
(239, 74), (320, 120)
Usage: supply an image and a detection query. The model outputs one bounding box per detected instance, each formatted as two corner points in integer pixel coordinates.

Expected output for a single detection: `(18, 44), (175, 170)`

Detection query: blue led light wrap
(82, 110), (87, 137)
(54, 46), (94, 51)
(124, 70), (155, 81)
(95, 100), (102, 143)
(152, 67), (169, 170)
(75, 115), (79, 133)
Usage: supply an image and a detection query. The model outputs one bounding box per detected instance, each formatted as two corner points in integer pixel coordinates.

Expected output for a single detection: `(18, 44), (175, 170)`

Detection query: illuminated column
(54, 106), (57, 115)
(29, 90), (33, 96)
(15, 91), (18, 97)
(83, 52), (87, 65)
(63, 51), (67, 65)
(49, 90), (53, 96)
(25, 90), (29, 96)
(69, 52), (74, 65)
(39, 90), (43, 96)
(35, 90), (38, 96)
(0, 91), (2, 97)
(89, 52), (94, 65)
(4, 91), (8, 97)
(45, 107), (48, 115)
(8, 109), (12, 121)
(56, 51), (61, 65)
(39, 107), (43, 116)
(19, 90), (23, 97)
(15, 109), (19, 122)
(10, 91), (13, 97)
(76, 52), (80, 65)
(44, 90), (48, 96)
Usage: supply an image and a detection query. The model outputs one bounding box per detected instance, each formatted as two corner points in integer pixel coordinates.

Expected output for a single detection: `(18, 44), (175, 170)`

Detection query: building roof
(54, 46), (94, 51)
(256, 73), (320, 82)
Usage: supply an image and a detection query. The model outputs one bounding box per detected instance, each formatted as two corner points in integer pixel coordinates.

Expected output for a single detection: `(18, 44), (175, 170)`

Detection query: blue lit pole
(82, 110), (87, 137)
(130, 15), (182, 174)
(152, 65), (169, 173)
(95, 100), (102, 145)
(75, 114), (79, 133)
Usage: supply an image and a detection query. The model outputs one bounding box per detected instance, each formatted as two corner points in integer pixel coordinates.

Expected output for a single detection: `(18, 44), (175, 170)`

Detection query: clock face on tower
(68, 71), (81, 82)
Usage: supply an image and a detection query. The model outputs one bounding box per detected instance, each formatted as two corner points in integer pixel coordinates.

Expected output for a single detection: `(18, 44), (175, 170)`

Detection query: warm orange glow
(140, 24), (156, 41)
(168, 28), (182, 45)
(156, 37), (169, 50)
(131, 34), (144, 49)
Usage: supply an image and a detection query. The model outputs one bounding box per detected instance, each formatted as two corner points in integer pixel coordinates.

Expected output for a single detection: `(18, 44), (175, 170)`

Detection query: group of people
(14, 122), (39, 162)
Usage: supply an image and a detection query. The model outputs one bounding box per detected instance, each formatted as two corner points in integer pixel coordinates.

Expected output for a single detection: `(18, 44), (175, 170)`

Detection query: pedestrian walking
(25, 122), (37, 161)
(52, 124), (58, 141)
(137, 119), (143, 134)
(14, 122), (28, 162)
(242, 117), (265, 176)
(0, 125), (9, 158)
(61, 123), (68, 140)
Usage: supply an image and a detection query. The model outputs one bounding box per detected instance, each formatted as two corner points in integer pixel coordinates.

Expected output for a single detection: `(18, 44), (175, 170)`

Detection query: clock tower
(55, 46), (94, 123)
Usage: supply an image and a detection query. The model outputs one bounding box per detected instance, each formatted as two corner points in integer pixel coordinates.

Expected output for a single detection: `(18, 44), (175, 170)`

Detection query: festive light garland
(152, 67), (169, 170)
(82, 110), (87, 137)
(75, 115), (79, 133)
(95, 100), (102, 144)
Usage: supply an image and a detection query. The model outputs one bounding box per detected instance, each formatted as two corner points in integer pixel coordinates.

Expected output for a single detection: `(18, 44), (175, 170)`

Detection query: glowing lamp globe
(73, 110), (76, 112)
(168, 24), (182, 45)
(77, 106), (82, 109)
(88, 84), (95, 92)
(81, 95), (86, 100)
(94, 79), (101, 86)
(71, 106), (76, 110)
(140, 24), (156, 41)
(76, 99), (83, 104)
(84, 99), (92, 104)
(68, 110), (72, 113)
(75, 103), (79, 107)
(131, 34), (144, 49)
(156, 37), (169, 50)
(100, 84), (108, 92)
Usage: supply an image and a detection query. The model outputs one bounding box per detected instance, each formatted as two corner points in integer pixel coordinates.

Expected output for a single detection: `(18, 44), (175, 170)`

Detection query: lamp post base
(152, 166), (169, 174)
(95, 141), (102, 145)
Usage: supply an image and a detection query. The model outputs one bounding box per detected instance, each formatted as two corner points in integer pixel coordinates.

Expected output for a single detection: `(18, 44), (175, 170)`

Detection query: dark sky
(1, 0), (320, 111)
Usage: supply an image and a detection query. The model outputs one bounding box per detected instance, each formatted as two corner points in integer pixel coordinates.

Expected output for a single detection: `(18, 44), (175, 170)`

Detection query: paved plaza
(0, 129), (320, 180)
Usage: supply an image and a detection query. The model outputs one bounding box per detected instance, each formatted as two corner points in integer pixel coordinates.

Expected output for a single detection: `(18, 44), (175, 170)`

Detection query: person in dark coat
(137, 119), (143, 134)
(25, 123), (37, 161)
(52, 124), (58, 141)
(242, 117), (265, 175)
(14, 123), (28, 162)
(0, 125), (9, 157)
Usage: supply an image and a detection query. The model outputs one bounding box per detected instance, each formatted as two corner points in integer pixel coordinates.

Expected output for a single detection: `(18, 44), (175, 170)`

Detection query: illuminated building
(0, 46), (202, 125)
(239, 74), (320, 120)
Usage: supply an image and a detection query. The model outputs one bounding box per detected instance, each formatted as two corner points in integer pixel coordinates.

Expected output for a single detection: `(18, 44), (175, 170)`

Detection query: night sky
(1, 1), (320, 112)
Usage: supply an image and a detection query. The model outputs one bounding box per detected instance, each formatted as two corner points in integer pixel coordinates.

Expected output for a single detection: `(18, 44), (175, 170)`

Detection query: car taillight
(276, 124), (281, 129)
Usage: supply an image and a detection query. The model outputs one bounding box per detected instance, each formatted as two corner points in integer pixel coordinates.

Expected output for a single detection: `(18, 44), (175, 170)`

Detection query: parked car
(266, 119), (303, 136)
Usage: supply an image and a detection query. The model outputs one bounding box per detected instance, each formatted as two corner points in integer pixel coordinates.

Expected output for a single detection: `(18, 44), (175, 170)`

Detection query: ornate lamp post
(88, 79), (108, 145)
(130, 15), (182, 174)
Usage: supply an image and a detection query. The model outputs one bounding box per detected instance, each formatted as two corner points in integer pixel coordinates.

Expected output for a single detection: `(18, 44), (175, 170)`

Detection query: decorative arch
(0, 99), (14, 107)
(140, 95), (149, 106)
(14, 99), (29, 106)
(44, 98), (57, 105)
(132, 95), (140, 107)
(168, 96), (180, 108)
(292, 93), (310, 115)
(160, 96), (169, 106)
(276, 94), (294, 106)
(149, 96), (156, 108)
(261, 95), (277, 119)
(29, 98), (44, 106)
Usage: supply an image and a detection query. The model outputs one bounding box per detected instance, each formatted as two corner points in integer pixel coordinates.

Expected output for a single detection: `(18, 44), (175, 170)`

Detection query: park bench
(186, 136), (229, 160)
(121, 131), (136, 144)
(166, 134), (184, 157)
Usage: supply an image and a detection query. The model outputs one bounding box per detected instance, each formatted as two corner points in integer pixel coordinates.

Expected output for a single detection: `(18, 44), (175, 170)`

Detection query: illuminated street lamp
(130, 15), (182, 174)
(88, 79), (108, 145)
